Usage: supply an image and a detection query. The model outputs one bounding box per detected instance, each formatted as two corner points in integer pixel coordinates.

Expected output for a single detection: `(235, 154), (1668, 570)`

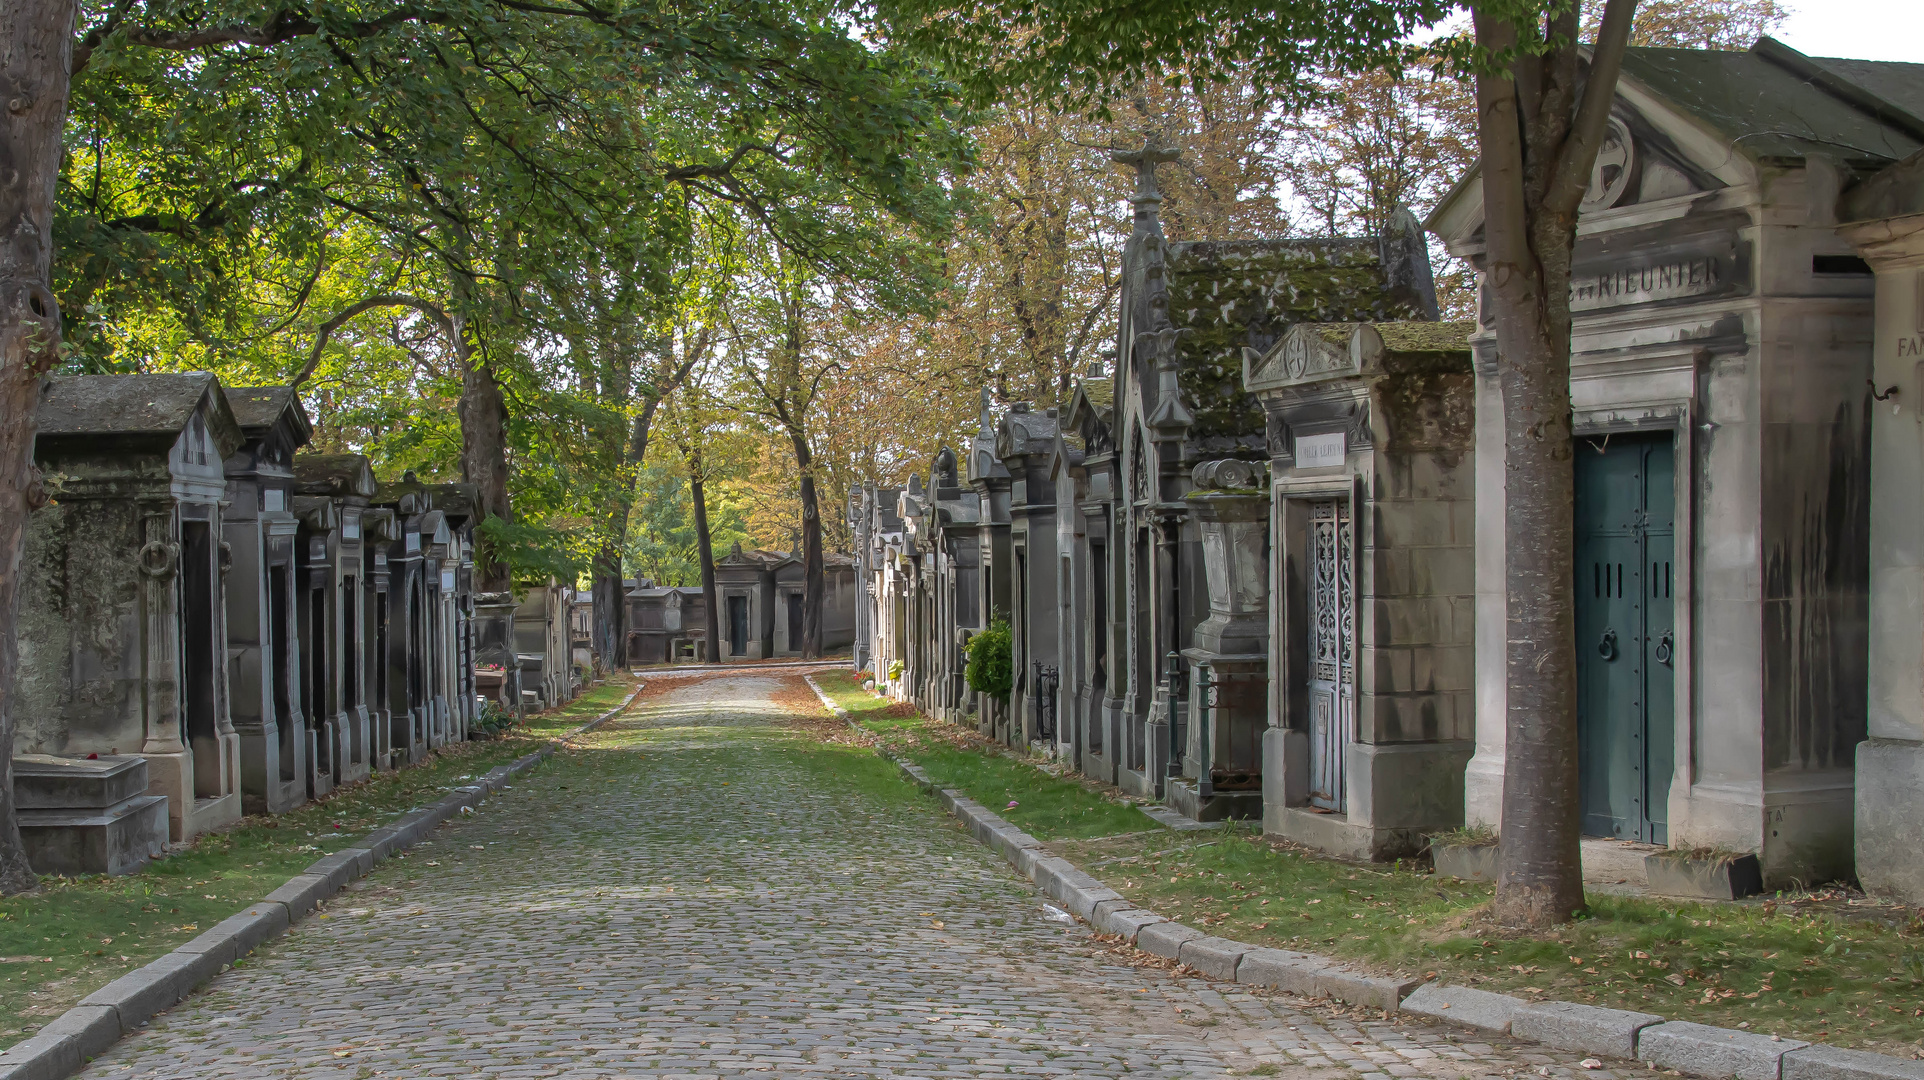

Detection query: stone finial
(1379, 205), (1440, 320)
(1192, 458), (1266, 490)
(977, 387), (995, 438)
(1112, 135), (1181, 213)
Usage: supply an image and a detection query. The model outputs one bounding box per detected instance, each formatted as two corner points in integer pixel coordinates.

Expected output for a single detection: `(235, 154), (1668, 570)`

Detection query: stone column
(1176, 460), (1269, 821)
(1842, 185), (1924, 903)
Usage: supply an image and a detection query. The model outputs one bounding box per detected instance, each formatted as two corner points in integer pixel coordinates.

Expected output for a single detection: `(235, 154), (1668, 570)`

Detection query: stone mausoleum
(10, 373), (579, 877)
(854, 36), (1924, 900)
(19, 374), (247, 844)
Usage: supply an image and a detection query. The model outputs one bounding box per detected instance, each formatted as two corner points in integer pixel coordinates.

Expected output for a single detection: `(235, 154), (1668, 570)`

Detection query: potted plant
(1643, 846), (1764, 900)
(1428, 823), (1499, 881)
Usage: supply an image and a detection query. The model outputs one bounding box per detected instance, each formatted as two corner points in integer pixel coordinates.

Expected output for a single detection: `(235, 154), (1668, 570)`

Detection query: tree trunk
(0, 0), (79, 896)
(592, 396), (661, 667)
(1473, 0), (1638, 928)
(690, 453), (721, 663)
(458, 333), (513, 592)
(590, 532), (627, 673)
(790, 433), (825, 660)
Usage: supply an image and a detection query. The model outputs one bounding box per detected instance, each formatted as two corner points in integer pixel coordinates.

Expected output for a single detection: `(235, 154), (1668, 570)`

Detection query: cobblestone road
(83, 671), (1632, 1079)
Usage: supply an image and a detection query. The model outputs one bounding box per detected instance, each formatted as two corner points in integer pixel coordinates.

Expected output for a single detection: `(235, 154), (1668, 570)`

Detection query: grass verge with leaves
(812, 671), (1924, 1058)
(0, 677), (636, 1051)
(815, 670), (1154, 842)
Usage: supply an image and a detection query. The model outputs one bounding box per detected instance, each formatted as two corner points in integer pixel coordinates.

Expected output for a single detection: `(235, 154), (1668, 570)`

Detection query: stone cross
(1112, 136), (1181, 210)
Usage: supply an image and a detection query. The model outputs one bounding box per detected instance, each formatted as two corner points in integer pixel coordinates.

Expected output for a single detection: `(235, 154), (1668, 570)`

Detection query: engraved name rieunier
(1570, 255), (1724, 309)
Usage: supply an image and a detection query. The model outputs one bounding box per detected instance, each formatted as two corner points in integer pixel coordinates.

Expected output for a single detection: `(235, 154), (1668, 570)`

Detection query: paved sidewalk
(80, 671), (1629, 1079)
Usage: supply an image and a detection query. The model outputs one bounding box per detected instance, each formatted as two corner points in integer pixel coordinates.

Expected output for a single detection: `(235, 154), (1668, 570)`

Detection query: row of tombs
(848, 37), (1924, 905)
(13, 374), (586, 878)
(621, 547), (861, 666)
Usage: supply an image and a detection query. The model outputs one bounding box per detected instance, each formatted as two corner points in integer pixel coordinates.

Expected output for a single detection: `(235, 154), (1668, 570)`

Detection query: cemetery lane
(79, 669), (1623, 1079)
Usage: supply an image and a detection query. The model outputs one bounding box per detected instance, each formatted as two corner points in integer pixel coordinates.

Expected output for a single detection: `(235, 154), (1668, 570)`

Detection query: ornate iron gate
(1306, 498), (1353, 812)
(1033, 663), (1059, 742)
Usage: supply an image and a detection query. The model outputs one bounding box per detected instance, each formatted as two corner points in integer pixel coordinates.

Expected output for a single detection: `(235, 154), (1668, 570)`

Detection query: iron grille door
(1307, 498), (1353, 812)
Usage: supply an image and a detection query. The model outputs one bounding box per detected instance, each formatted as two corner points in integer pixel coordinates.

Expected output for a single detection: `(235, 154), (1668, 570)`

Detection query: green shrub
(965, 618), (1013, 698)
(887, 659), (905, 682)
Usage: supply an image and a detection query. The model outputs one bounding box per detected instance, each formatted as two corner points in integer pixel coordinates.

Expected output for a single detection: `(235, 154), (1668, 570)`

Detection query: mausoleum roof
(1619, 39), (1924, 164)
(226, 386), (311, 443)
(37, 373), (243, 458)
(294, 454), (378, 498)
(40, 372), (232, 436)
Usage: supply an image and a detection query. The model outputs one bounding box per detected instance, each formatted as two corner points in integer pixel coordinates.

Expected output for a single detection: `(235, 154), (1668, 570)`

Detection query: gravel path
(80, 670), (1623, 1079)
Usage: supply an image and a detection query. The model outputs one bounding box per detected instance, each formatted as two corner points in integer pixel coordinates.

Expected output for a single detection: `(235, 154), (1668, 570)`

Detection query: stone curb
(0, 684), (645, 1080)
(1639, 1022), (1811, 1080)
(810, 676), (1924, 1080)
(1402, 983), (1525, 1034)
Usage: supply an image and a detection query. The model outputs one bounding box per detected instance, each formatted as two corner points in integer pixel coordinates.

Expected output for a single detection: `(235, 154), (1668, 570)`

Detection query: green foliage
(965, 619), (1014, 699)
(887, 659), (905, 682)
(877, 0), (1451, 110)
(471, 700), (521, 737)
(475, 516), (593, 593)
(54, 0), (976, 593)
(625, 459), (753, 586)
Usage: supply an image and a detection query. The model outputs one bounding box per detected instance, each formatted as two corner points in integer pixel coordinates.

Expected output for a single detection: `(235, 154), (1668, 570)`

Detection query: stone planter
(1644, 851), (1764, 900)
(1432, 841), (1499, 882)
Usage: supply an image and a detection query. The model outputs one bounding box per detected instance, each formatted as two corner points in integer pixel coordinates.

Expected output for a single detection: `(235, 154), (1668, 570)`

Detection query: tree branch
(1543, 0), (1638, 218)
(291, 293), (461, 389)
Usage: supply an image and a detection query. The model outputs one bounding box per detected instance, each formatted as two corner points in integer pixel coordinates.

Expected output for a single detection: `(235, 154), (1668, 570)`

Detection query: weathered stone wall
(18, 493), (152, 755)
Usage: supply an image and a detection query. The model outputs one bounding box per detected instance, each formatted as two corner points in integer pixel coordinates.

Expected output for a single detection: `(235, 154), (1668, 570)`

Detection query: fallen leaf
(1581, 1059), (1604, 1070)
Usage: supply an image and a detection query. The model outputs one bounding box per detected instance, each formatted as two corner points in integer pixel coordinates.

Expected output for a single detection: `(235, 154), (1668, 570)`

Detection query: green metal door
(1575, 433), (1676, 843)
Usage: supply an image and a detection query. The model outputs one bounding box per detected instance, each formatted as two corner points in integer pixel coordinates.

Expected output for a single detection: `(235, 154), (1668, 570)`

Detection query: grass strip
(815, 672), (1924, 1058)
(0, 677), (636, 1050)
(814, 670), (1154, 841)
(1062, 827), (1924, 1057)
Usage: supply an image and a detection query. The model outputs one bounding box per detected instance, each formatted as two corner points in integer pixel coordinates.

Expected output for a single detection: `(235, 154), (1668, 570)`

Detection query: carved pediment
(292, 495), (340, 533)
(1581, 111), (1716, 215)
(1244, 324), (1362, 394)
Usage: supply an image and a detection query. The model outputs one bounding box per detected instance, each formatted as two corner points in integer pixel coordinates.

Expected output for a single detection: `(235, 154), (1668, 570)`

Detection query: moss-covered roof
(39, 373), (222, 438)
(1377, 321), (1475, 353)
(1079, 377), (1114, 414)
(1165, 240), (1434, 440)
(294, 453), (376, 497)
